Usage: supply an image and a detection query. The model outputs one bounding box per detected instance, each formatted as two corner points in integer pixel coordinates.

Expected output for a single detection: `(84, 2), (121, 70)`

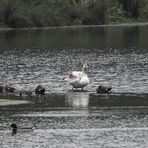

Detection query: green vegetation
(0, 0), (148, 28)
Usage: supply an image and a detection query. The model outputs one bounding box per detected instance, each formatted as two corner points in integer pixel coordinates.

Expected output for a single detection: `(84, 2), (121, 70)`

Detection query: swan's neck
(82, 67), (86, 74)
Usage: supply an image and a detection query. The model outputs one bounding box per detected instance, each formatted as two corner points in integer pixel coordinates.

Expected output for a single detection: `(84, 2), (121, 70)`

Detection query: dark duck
(0, 85), (15, 93)
(11, 123), (17, 135)
(35, 85), (45, 95)
(96, 85), (112, 94)
(11, 123), (34, 135)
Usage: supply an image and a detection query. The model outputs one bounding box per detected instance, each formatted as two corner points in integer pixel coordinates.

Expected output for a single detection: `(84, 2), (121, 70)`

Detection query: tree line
(0, 0), (148, 28)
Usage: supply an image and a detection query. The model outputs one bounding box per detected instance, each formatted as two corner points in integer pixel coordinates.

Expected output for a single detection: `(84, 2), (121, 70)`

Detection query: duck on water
(11, 124), (34, 135)
(0, 68), (111, 94)
(96, 85), (112, 94)
(35, 85), (45, 95)
(65, 64), (89, 91)
(0, 85), (15, 93)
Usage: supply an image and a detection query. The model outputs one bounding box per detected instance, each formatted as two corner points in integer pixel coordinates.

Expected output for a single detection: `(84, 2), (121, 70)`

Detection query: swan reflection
(65, 92), (89, 107)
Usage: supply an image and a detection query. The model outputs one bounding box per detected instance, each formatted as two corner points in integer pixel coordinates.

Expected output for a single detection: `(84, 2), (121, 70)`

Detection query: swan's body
(66, 64), (89, 90)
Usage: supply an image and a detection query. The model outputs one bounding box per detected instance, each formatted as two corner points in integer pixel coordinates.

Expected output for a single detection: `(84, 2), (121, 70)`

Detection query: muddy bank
(0, 99), (30, 106)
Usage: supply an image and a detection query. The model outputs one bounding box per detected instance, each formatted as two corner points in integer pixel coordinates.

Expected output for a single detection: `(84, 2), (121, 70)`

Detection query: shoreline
(0, 22), (148, 31)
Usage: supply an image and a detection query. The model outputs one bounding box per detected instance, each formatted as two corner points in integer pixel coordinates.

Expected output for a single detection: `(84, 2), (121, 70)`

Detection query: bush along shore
(0, 0), (148, 28)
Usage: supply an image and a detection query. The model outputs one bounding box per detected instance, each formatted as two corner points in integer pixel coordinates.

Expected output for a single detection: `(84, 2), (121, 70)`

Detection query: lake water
(0, 25), (148, 147)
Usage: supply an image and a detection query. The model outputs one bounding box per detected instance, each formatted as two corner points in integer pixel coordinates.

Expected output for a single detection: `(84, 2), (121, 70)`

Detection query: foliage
(0, 0), (148, 28)
(139, 0), (148, 20)
(83, 0), (109, 24)
(117, 0), (146, 19)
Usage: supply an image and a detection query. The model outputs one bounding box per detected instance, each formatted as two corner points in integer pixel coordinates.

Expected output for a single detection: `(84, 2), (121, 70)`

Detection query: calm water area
(0, 24), (148, 147)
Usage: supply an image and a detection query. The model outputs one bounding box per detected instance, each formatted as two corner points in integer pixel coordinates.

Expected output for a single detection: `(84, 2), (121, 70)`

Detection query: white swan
(66, 64), (89, 90)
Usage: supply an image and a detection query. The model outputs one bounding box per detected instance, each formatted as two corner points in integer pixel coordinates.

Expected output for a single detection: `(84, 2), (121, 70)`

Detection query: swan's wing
(70, 71), (83, 76)
(67, 71), (83, 83)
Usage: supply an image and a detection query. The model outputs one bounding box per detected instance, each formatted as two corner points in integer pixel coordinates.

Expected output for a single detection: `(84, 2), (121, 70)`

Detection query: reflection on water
(0, 99), (30, 106)
(65, 92), (89, 107)
(0, 25), (148, 49)
(0, 93), (148, 148)
(0, 25), (148, 147)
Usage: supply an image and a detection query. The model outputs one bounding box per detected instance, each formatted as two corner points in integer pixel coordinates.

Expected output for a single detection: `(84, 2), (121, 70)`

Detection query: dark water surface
(0, 25), (148, 147)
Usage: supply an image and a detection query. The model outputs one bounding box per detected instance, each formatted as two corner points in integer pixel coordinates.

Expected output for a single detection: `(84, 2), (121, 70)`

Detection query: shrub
(83, 0), (108, 24)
